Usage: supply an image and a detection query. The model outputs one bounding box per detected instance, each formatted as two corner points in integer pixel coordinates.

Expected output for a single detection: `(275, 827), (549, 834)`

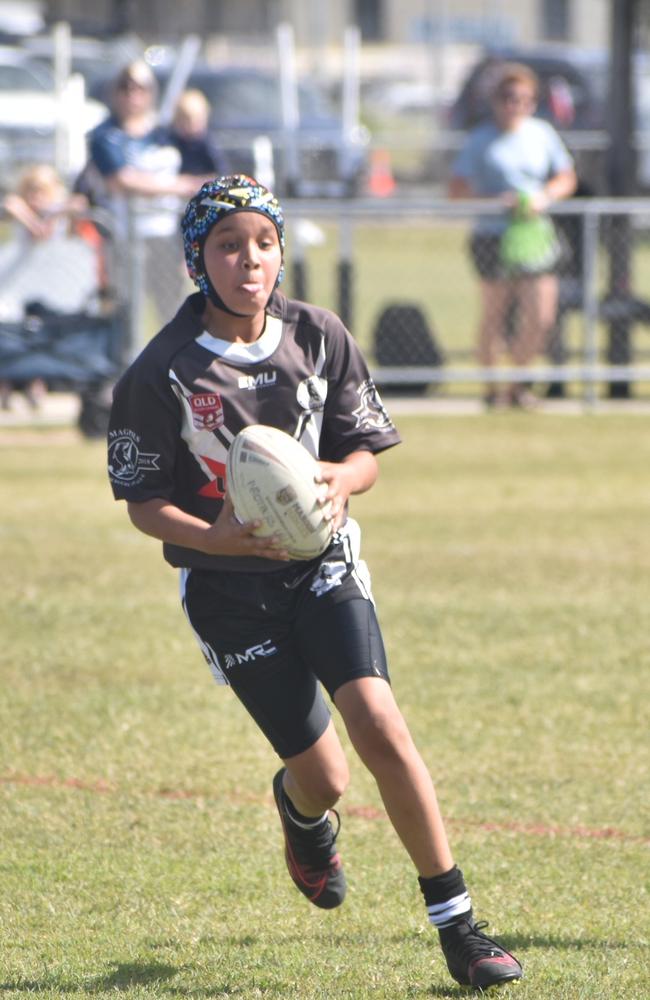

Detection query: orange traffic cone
(367, 148), (396, 197)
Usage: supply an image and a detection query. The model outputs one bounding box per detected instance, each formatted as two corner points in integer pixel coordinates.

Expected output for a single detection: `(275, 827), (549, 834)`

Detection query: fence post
(606, 215), (632, 397)
(125, 200), (146, 362)
(581, 208), (600, 407)
(337, 215), (354, 332)
(290, 219), (308, 302)
(605, 0), (635, 398)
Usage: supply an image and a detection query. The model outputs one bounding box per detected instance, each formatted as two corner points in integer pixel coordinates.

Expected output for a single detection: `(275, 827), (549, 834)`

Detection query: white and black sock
(282, 790), (328, 830)
(418, 865), (472, 929)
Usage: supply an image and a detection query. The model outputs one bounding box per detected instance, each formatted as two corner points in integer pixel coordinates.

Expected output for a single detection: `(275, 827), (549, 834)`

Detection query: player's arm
(317, 450), (379, 530)
(126, 496), (289, 560)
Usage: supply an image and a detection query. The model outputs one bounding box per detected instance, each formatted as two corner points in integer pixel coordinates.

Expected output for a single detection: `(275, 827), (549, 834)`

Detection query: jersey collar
(195, 313), (283, 364)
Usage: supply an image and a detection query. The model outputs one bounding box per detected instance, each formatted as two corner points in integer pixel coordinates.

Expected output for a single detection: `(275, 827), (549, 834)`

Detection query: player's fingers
(247, 533), (290, 560)
(235, 517), (263, 536)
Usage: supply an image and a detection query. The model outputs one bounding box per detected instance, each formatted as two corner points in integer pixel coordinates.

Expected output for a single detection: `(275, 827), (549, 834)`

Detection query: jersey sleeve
(319, 314), (401, 462)
(107, 356), (181, 503)
(90, 123), (126, 178)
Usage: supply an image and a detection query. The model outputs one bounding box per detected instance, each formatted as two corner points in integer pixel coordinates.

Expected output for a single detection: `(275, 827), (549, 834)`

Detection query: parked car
(0, 46), (107, 185)
(445, 45), (650, 193)
(91, 63), (371, 197)
(439, 46), (613, 192)
(446, 46), (608, 132)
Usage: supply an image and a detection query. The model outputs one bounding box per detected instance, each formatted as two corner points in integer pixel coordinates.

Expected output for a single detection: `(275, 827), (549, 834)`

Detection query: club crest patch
(108, 429), (160, 486)
(352, 379), (394, 431)
(297, 375), (327, 412)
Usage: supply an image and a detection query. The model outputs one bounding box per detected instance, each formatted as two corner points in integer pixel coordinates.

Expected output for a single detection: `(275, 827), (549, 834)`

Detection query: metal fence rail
(26, 195), (650, 410)
(278, 196), (650, 404)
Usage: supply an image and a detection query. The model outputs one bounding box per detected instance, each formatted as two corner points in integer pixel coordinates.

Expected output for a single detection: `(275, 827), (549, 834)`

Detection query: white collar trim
(196, 314), (282, 363)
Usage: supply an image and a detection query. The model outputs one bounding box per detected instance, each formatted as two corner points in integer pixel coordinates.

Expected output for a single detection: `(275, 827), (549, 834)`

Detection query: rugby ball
(227, 424), (333, 560)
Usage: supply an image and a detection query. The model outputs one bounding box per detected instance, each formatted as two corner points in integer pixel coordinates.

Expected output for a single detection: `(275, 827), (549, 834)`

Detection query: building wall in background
(41, 0), (609, 52)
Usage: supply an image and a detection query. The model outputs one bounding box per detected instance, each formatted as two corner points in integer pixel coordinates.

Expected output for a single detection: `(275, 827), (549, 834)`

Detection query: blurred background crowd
(1, 0), (650, 429)
(1, 0), (646, 199)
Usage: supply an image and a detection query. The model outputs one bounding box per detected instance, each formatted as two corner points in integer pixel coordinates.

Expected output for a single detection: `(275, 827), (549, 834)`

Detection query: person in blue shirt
(450, 62), (577, 408)
(87, 60), (202, 320)
(89, 61), (200, 233)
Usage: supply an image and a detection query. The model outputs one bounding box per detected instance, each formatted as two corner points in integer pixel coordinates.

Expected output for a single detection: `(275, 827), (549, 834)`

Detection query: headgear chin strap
(181, 174), (285, 315)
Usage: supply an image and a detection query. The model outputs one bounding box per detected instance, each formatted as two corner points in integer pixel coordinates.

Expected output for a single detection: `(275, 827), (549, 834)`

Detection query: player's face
(202, 212), (282, 316)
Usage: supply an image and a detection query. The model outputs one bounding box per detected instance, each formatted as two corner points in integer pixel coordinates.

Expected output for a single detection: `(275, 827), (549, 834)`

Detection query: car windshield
(183, 70), (338, 129)
(0, 62), (51, 92)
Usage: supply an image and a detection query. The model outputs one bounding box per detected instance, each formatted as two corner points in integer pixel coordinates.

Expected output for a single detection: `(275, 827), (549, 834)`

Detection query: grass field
(1, 413), (649, 999)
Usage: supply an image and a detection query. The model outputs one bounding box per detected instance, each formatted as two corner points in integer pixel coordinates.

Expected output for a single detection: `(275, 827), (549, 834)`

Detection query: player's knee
(350, 704), (412, 768)
(321, 763), (350, 804)
(304, 765), (349, 809)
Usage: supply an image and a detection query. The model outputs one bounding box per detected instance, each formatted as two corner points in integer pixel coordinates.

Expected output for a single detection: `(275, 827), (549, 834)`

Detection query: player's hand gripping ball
(226, 424), (333, 560)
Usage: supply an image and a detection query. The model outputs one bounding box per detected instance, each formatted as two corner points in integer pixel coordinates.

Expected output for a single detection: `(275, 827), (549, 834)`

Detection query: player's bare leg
(334, 676), (453, 875)
(282, 720), (349, 815)
(335, 676), (522, 989)
(272, 720), (349, 908)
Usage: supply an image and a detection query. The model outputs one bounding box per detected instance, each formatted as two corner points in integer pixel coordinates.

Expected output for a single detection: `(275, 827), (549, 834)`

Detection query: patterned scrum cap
(181, 174), (285, 298)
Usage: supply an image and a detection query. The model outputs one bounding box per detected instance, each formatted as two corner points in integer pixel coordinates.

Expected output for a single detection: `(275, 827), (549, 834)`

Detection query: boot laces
(457, 918), (515, 962)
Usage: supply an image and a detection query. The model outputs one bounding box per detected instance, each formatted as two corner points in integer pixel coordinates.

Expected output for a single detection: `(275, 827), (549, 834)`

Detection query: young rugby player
(107, 175), (522, 991)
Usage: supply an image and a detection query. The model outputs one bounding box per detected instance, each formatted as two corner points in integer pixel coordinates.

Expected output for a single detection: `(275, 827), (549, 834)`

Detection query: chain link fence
(3, 195), (650, 432)
(121, 195), (650, 406)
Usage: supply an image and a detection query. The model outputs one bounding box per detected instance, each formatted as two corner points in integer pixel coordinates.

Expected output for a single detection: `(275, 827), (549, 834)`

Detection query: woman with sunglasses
(86, 60), (201, 319)
(449, 63), (577, 409)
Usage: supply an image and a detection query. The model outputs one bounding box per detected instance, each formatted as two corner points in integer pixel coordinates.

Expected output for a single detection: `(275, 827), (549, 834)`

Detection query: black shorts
(180, 522), (390, 759)
(469, 231), (561, 281)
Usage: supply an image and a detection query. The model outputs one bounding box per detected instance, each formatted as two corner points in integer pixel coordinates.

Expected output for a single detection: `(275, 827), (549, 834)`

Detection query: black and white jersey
(108, 291), (401, 571)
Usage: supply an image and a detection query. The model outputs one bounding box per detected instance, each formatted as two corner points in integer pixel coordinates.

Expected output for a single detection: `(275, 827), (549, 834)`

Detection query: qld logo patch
(189, 392), (224, 430)
(108, 429), (160, 486)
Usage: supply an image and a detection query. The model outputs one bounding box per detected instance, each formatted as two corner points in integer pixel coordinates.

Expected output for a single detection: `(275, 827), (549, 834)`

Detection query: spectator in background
(3, 163), (87, 241)
(449, 63), (577, 409)
(87, 60), (201, 319)
(170, 88), (229, 180)
(0, 164), (95, 410)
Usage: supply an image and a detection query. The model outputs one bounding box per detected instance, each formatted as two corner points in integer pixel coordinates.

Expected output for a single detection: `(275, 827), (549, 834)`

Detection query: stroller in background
(0, 210), (127, 437)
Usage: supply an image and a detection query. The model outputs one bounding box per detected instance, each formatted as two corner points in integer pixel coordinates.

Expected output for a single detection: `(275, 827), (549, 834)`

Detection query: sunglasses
(117, 79), (151, 93)
(497, 91), (535, 106)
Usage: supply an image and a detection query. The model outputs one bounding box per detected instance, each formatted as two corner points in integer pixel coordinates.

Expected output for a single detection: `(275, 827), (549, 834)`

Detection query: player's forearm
(127, 497), (212, 551)
(339, 450), (379, 495)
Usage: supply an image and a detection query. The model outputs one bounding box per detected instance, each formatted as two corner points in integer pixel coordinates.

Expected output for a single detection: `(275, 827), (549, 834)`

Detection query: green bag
(500, 193), (562, 275)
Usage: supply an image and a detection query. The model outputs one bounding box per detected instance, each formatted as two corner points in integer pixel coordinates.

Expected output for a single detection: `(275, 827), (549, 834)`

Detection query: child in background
(0, 164), (91, 409)
(170, 88), (229, 180)
(3, 163), (88, 241)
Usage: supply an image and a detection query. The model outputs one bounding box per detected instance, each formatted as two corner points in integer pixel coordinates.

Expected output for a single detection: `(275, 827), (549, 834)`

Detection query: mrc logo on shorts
(108, 428), (160, 486)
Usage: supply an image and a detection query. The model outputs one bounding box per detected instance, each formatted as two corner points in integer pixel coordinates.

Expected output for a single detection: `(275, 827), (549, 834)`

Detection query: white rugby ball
(227, 424), (333, 560)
